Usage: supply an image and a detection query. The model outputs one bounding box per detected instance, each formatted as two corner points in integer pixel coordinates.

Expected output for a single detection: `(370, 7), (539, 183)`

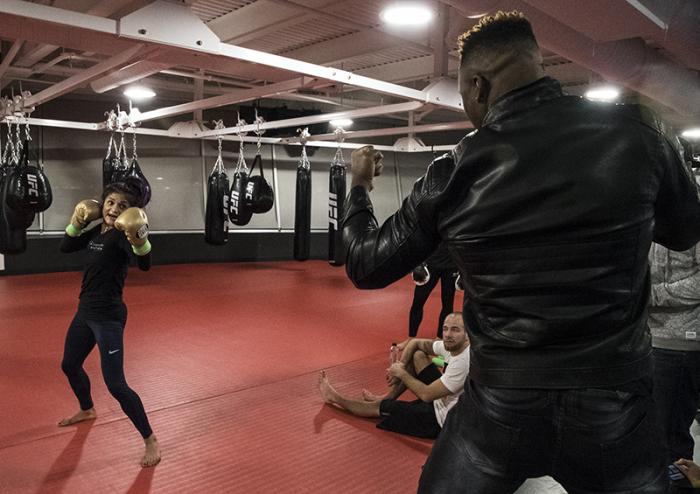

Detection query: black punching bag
(328, 160), (346, 266)
(293, 152), (312, 261)
(204, 167), (230, 245)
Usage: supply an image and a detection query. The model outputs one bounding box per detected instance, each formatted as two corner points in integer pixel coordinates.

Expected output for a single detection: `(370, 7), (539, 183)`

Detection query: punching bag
(6, 140), (52, 213)
(245, 153), (274, 214)
(229, 148), (253, 226)
(293, 147), (312, 261)
(0, 165), (32, 255)
(328, 158), (346, 266)
(123, 158), (152, 207)
(204, 167), (230, 245)
(102, 135), (119, 189)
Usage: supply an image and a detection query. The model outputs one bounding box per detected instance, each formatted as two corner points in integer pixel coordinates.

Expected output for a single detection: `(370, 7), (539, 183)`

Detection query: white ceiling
(0, 0), (698, 146)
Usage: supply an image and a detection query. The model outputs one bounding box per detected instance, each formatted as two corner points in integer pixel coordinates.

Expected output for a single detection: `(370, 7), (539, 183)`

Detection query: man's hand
(387, 362), (408, 380)
(350, 145), (384, 191)
(676, 459), (700, 487)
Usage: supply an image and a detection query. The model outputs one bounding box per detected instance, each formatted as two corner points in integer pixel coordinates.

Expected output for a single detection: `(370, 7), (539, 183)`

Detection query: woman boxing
(58, 182), (160, 467)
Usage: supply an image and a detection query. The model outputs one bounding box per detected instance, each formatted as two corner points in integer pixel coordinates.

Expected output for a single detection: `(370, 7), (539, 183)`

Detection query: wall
(1, 123), (439, 275)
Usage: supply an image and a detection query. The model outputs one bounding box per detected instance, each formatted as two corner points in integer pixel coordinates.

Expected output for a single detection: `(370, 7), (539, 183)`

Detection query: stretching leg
(363, 350), (432, 401)
(319, 371), (381, 417)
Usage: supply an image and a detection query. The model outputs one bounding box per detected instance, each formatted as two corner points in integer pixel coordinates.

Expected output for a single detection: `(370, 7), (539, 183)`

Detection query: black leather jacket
(343, 77), (700, 389)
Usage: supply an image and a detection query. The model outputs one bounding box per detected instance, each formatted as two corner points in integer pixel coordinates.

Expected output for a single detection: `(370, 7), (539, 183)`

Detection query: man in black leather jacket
(342, 11), (700, 494)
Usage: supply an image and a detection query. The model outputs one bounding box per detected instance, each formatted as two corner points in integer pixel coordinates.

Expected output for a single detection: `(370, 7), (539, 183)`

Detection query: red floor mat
(0, 261), (448, 493)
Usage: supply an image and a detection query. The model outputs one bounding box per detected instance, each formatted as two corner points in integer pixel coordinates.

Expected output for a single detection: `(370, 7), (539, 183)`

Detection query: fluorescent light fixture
(584, 86), (620, 102)
(329, 118), (353, 128)
(681, 128), (700, 140)
(123, 85), (156, 100)
(380, 3), (433, 26)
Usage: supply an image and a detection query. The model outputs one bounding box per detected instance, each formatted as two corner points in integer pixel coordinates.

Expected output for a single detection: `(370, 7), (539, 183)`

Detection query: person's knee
(413, 350), (430, 368)
(106, 380), (131, 400)
(61, 358), (77, 376)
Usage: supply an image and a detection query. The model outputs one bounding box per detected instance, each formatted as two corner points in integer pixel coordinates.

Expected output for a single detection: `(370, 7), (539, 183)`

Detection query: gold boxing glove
(66, 199), (101, 236)
(115, 207), (151, 255)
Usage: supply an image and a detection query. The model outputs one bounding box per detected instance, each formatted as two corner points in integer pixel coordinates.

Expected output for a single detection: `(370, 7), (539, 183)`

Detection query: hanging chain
(212, 119), (225, 174)
(13, 120), (23, 163)
(298, 127), (311, 170)
(332, 127), (345, 167)
(234, 112), (248, 172)
(23, 118), (31, 142)
(253, 108), (265, 155)
(2, 123), (12, 164)
(131, 127), (138, 161)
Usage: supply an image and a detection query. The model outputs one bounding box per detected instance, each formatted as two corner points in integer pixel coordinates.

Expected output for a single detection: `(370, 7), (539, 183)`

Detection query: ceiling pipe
(440, 0), (700, 116)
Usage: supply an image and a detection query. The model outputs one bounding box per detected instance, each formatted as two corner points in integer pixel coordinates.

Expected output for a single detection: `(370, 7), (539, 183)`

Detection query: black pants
(409, 269), (456, 338)
(61, 305), (153, 439)
(418, 378), (668, 493)
(653, 347), (700, 463)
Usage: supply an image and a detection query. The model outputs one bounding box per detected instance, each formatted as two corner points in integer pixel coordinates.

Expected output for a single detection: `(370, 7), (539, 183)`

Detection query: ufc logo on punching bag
(222, 194), (230, 231)
(245, 182), (254, 201)
(27, 174), (39, 197)
(329, 192), (338, 229)
(230, 190), (240, 216)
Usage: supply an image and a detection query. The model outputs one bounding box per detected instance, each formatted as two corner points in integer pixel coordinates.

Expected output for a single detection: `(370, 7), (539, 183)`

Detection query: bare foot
(141, 434), (161, 468)
(58, 408), (97, 427)
(318, 370), (339, 404)
(361, 389), (386, 402)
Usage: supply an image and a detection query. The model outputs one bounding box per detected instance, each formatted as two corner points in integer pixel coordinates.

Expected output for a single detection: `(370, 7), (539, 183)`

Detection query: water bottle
(389, 342), (400, 365)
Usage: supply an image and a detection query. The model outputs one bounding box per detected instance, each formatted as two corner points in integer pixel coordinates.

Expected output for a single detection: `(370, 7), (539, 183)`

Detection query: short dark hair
(458, 11), (538, 67)
(101, 182), (137, 207)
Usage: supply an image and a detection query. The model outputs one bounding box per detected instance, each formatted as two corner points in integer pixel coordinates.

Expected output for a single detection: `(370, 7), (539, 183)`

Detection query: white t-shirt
(432, 340), (470, 427)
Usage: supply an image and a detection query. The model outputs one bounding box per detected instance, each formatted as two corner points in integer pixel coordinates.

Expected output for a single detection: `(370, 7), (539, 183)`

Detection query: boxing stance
(319, 313), (469, 439)
(58, 182), (160, 467)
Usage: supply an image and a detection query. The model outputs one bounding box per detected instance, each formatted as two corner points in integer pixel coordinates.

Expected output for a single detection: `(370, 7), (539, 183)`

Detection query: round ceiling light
(584, 86), (620, 102)
(123, 85), (156, 101)
(681, 128), (700, 140)
(329, 118), (354, 128)
(380, 3), (433, 26)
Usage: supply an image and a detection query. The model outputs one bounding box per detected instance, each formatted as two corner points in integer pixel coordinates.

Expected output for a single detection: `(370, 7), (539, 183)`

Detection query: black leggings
(409, 269), (456, 338)
(61, 306), (153, 439)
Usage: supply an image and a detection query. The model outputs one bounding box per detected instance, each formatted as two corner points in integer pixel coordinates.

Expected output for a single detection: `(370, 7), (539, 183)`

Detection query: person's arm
(398, 338), (437, 366)
(388, 362), (452, 402)
(116, 208), (151, 272)
(651, 246), (700, 307)
(60, 199), (101, 253)
(342, 147), (455, 289)
(675, 459), (700, 488)
(653, 131), (700, 251)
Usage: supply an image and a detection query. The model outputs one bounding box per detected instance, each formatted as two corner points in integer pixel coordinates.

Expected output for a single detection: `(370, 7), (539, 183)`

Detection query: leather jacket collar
(483, 76), (564, 127)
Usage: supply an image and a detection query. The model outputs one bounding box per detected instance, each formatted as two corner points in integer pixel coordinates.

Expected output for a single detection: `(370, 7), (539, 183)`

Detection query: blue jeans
(653, 347), (700, 463)
(418, 378), (667, 493)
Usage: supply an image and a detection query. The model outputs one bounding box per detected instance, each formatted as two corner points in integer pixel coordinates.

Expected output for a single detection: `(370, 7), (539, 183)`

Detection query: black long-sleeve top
(60, 225), (150, 318)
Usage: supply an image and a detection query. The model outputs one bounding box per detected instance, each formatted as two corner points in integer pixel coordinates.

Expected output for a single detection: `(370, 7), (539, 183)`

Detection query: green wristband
(65, 224), (82, 237)
(132, 239), (152, 256)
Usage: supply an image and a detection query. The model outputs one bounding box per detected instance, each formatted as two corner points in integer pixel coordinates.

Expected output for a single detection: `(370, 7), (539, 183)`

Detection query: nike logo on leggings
(108, 349), (120, 355)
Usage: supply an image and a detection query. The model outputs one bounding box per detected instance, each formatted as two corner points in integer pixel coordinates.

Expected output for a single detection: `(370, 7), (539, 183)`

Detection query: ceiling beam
(207, 0), (338, 43)
(0, 39), (24, 81)
(199, 101), (424, 137)
(23, 43), (145, 107)
(131, 77), (311, 123)
(90, 60), (173, 93)
(282, 121), (472, 143)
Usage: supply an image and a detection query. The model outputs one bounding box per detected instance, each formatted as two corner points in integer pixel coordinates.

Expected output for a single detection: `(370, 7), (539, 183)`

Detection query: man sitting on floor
(318, 312), (469, 439)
